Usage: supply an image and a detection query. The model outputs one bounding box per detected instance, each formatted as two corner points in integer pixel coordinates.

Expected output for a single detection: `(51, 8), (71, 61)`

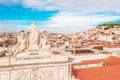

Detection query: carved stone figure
(28, 21), (39, 47)
(40, 35), (47, 49)
(12, 34), (27, 57)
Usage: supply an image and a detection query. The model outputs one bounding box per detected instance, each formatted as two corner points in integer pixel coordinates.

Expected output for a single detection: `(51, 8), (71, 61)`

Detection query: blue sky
(0, 0), (120, 33)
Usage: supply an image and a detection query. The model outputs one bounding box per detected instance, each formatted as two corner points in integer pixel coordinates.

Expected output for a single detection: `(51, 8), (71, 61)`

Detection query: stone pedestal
(0, 51), (71, 80)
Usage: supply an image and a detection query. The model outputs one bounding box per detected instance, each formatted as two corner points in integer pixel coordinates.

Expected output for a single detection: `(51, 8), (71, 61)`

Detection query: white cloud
(40, 11), (120, 33)
(0, 12), (120, 33)
(20, 0), (120, 33)
(20, 0), (120, 14)
(1, 11), (120, 33)
(1, 0), (120, 33)
(0, 23), (28, 33)
(1, 0), (120, 13)
(0, 0), (20, 5)
(22, 0), (43, 9)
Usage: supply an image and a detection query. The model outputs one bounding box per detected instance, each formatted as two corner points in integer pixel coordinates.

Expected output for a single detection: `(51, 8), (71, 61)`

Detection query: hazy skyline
(0, 0), (120, 33)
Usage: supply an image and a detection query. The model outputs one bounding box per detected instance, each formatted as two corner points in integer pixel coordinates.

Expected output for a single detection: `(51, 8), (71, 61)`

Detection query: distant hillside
(97, 22), (120, 30)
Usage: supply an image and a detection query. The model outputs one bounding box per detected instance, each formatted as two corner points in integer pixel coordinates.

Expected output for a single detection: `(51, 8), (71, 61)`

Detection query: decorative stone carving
(11, 68), (38, 80)
(12, 33), (27, 58)
(10, 66), (70, 80)
(40, 35), (47, 49)
(28, 21), (39, 47)
(10, 21), (54, 58)
(0, 71), (9, 80)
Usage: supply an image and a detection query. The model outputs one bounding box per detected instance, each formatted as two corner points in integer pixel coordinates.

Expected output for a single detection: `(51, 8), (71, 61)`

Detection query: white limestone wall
(0, 57), (9, 66)
(0, 64), (70, 80)
(72, 54), (109, 63)
(10, 65), (69, 80)
(0, 71), (9, 80)
(0, 58), (70, 80)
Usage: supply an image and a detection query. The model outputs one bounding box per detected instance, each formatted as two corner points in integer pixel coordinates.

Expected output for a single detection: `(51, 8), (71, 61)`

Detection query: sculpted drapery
(29, 21), (39, 47)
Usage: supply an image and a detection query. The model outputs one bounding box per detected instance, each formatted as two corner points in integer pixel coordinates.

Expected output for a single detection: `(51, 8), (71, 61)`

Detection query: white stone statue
(40, 35), (47, 49)
(12, 34), (27, 58)
(28, 21), (39, 47)
(11, 34), (20, 53)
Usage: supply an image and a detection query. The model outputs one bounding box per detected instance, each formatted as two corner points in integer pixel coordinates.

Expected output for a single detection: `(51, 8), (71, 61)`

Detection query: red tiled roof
(106, 44), (120, 48)
(76, 65), (120, 80)
(82, 59), (104, 64)
(74, 56), (120, 80)
(104, 56), (120, 65)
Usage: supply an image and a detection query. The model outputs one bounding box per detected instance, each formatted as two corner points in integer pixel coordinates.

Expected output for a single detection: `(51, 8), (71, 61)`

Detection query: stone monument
(0, 21), (71, 80)
(40, 35), (47, 49)
(28, 21), (39, 49)
(12, 33), (27, 57)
